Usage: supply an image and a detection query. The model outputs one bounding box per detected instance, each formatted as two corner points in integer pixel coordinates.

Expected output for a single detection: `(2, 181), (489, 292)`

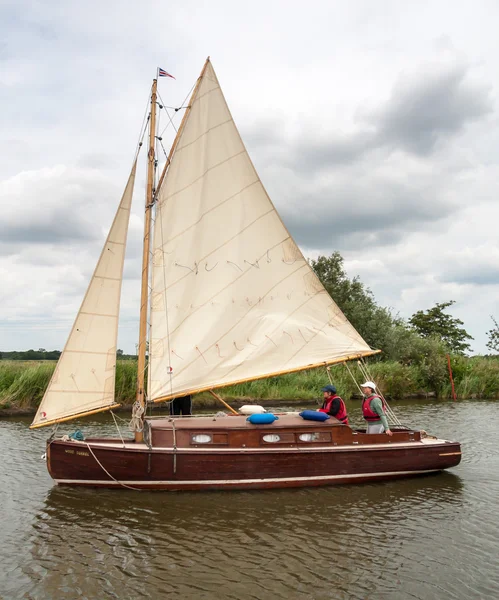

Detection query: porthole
(262, 434), (281, 443)
(299, 433), (319, 442)
(192, 434), (212, 444)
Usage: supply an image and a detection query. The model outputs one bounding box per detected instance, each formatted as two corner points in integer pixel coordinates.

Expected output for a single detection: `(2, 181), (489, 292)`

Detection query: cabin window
(191, 434), (212, 444)
(299, 433), (319, 442)
(262, 434), (281, 443)
(260, 432), (295, 444)
(298, 432), (332, 443)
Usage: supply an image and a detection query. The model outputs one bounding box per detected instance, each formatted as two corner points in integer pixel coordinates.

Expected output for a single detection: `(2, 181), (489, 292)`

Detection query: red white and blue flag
(158, 67), (175, 79)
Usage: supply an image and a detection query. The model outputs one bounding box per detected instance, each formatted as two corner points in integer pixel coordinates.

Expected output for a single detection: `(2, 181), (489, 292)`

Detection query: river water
(1, 398), (498, 600)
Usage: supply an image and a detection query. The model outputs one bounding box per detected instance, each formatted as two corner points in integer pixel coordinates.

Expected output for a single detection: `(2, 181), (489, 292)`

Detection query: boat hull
(46, 436), (461, 491)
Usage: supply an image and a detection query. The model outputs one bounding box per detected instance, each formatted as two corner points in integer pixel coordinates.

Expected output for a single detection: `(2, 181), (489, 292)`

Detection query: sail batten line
(157, 179), (260, 247)
(285, 323), (364, 367)
(92, 275), (123, 281)
(159, 150), (248, 206)
(218, 288), (348, 383)
(166, 261), (309, 376)
(187, 82), (221, 109)
(163, 237), (298, 342)
(151, 350), (381, 403)
(163, 208), (276, 293)
(176, 117), (234, 153)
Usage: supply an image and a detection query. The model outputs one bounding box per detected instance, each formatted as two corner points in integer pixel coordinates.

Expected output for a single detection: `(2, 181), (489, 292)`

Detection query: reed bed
(0, 357), (498, 413)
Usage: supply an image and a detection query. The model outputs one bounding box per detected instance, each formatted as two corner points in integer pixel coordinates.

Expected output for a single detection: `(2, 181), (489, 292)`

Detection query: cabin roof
(147, 414), (343, 430)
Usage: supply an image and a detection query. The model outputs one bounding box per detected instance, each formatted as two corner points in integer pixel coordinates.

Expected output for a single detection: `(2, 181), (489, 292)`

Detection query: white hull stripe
(64, 440), (450, 452)
(54, 469), (439, 486)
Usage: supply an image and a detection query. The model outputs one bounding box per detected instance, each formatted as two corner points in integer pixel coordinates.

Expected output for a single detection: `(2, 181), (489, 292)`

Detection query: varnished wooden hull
(46, 431), (461, 491)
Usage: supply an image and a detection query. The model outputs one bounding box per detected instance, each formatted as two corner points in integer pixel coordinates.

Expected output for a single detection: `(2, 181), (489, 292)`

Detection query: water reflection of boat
(39, 471), (463, 532)
(30, 58), (461, 490)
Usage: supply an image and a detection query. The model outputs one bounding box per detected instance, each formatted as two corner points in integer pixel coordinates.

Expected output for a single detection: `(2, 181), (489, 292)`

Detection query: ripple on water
(1, 401), (499, 599)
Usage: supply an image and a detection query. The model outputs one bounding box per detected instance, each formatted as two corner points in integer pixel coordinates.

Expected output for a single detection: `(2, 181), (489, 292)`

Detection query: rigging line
(157, 84), (195, 138)
(343, 360), (365, 397)
(133, 83), (155, 161)
(160, 106), (179, 137)
(110, 411), (126, 448)
(134, 114), (150, 163)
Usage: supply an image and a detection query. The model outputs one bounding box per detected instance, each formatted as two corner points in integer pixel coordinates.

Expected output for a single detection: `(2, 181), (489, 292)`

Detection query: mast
(135, 78), (158, 441)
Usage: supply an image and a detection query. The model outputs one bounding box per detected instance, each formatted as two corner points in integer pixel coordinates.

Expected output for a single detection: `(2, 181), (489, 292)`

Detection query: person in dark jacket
(169, 394), (192, 416)
(319, 384), (349, 425)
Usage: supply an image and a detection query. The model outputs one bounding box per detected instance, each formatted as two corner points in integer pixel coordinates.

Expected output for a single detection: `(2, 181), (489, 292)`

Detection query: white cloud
(1, 0), (498, 354)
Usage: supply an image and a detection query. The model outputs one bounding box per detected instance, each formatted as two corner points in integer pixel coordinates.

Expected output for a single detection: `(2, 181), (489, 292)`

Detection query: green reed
(1, 356), (498, 412)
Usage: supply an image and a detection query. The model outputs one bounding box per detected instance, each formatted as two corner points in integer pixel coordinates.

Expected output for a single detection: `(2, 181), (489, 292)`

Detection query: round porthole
(262, 434), (281, 443)
(299, 433), (319, 442)
(192, 434), (212, 444)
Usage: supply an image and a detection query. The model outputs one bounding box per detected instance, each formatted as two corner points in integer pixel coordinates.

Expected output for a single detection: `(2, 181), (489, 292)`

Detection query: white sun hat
(360, 381), (376, 389)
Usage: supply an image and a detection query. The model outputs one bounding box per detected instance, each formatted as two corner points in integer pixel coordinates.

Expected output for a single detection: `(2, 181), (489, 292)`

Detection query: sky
(1, 0), (498, 354)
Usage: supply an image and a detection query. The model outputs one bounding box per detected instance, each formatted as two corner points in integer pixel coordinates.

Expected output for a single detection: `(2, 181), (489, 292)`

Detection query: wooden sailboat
(31, 58), (461, 490)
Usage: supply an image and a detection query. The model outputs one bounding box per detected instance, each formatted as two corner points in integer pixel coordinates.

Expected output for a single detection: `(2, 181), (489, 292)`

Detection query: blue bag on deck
(299, 410), (330, 422)
(247, 413), (279, 424)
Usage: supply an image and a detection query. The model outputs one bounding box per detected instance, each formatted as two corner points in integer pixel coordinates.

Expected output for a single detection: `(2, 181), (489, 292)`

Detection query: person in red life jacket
(360, 381), (392, 436)
(318, 384), (349, 425)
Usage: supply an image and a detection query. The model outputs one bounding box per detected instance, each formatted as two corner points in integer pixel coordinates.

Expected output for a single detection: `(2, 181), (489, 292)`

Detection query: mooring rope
(129, 401), (145, 432)
(85, 442), (142, 492)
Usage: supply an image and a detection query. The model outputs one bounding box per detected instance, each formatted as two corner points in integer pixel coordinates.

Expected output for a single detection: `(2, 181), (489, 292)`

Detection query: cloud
(371, 62), (494, 155)
(438, 246), (499, 285)
(248, 60), (493, 178)
(0, 166), (121, 253)
(264, 150), (458, 251)
(1, 0), (499, 355)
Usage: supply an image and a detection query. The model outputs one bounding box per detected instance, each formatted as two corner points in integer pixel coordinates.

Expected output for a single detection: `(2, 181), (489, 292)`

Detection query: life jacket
(362, 394), (386, 422)
(320, 395), (349, 425)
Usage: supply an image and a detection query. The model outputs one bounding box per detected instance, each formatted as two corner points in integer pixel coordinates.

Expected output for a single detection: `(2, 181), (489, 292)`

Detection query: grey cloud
(277, 177), (455, 250)
(0, 167), (123, 255)
(439, 265), (499, 286)
(372, 64), (493, 155)
(1, 218), (100, 245)
(251, 61), (493, 175)
(288, 132), (377, 172)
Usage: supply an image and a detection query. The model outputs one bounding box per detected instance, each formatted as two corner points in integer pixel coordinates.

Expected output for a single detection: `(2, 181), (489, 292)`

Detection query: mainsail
(30, 162), (137, 428)
(148, 60), (376, 402)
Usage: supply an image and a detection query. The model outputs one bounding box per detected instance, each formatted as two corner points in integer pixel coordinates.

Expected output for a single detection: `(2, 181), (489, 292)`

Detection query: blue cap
(321, 384), (337, 394)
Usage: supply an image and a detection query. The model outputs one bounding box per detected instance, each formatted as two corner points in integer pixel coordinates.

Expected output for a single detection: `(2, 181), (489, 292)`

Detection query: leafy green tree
(409, 301), (473, 355)
(311, 252), (397, 353)
(486, 316), (499, 353)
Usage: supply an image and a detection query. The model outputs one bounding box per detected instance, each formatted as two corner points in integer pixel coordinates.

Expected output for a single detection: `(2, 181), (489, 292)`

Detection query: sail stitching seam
(176, 117), (234, 152)
(154, 260), (308, 390)
(159, 150), (247, 203)
(157, 179), (260, 247)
